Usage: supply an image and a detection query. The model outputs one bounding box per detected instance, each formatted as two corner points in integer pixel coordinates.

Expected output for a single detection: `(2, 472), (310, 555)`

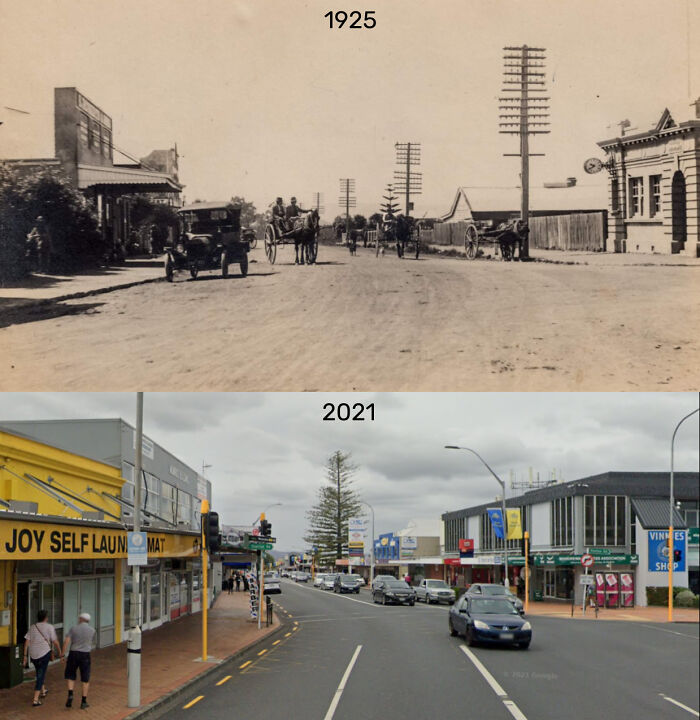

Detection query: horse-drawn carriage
(263, 210), (319, 265)
(165, 202), (250, 280)
(463, 219), (527, 261)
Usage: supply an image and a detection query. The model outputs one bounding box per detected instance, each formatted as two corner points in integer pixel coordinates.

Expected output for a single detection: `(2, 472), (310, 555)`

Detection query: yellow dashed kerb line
(183, 695), (204, 709)
(216, 676), (231, 686)
(239, 660), (252, 669)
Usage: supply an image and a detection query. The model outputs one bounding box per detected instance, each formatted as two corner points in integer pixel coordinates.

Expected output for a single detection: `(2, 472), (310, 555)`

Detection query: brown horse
(292, 209), (320, 265)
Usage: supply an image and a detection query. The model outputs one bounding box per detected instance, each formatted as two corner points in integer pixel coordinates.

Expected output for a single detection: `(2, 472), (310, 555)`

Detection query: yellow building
(0, 427), (201, 688)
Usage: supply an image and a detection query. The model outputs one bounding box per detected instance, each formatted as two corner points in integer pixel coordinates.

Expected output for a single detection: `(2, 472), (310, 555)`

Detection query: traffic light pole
(201, 499), (209, 660)
(258, 549), (264, 630)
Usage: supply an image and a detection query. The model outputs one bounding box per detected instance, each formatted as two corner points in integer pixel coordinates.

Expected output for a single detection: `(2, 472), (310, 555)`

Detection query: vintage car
(165, 202), (250, 280)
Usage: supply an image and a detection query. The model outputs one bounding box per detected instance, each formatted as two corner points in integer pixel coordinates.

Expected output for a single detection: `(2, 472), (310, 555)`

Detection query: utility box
(0, 644), (24, 688)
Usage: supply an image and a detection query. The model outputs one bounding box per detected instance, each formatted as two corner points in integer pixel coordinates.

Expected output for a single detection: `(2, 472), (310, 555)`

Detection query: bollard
(126, 625), (141, 707)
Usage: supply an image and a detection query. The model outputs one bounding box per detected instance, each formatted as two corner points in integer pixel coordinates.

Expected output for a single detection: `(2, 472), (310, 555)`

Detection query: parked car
(294, 571), (310, 583)
(465, 583), (524, 615)
(371, 574), (396, 589)
(313, 573), (328, 587)
(372, 578), (416, 606)
(321, 574), (338, 590)
(449, 595), (531, 649)
(263, 573), (281, 594)
(334, 573), (363, 594)
(415, 579), (455, 605)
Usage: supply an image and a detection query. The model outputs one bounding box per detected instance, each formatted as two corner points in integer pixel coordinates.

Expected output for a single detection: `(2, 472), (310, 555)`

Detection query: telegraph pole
(499, 45), (550, 258)
(312, 192), (325, 215)
(338, 179), (356, 241)
(394, 142), (422, 217)
(127, 392), (143, 708)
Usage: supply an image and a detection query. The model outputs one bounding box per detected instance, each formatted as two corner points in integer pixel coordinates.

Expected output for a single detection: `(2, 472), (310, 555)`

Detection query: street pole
(444, 445), (509, 587)
(360, 500), (375, 585)
(201, 498), (209, 660)
(524, 531), (529, 614)
(669, 407), (699, 622)
(127, 392), (143, 708)
(258, 548), (264, 630)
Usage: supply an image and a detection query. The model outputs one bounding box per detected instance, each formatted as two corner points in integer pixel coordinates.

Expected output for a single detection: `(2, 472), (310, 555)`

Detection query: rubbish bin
(0, 644), (24, 688)
(533, 590), (543, 602)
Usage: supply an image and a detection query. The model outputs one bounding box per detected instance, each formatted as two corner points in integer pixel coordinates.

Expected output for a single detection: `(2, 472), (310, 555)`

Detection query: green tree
(230, 196), (257, 228)
(304, 451), (364, 567)
(352, 214), (367, 229)
(369, 212), (383, 227)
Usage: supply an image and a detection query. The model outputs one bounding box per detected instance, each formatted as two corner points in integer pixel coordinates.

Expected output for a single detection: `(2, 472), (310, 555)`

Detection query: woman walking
(24, 609), (62, 706)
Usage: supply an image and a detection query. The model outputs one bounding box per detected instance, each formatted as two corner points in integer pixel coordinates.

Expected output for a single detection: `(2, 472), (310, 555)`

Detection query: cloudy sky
(1, 0), (697, 220)
(1, 393), (697, 551)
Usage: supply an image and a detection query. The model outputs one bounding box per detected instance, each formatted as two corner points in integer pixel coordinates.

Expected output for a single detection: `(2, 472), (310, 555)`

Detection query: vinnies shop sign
(0, 519), (199, 560)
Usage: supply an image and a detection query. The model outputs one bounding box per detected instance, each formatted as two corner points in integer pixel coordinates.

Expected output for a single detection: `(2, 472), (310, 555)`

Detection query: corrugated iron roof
(77, 163), (182, 191)
(630, 498), (687, 530)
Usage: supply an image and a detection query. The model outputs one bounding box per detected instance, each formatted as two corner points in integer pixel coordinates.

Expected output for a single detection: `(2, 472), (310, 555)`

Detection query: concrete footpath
(0, 589), (280, 720)
(521, 599), (699, 623)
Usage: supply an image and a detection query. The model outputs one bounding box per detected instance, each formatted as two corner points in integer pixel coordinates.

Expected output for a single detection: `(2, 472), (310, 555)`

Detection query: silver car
(321, 574), (338, 590)
(415, 579), (455, 605)
(465, 583), (525, 615)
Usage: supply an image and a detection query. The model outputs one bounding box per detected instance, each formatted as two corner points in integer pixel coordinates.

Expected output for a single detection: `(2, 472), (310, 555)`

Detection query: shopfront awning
(77, 163), (182, 193)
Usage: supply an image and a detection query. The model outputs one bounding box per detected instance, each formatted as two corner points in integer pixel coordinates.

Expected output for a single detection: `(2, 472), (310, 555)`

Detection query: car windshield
(345, 575), (361, 581)
(264, 574), (277, 581)
(426, 580), (449, 589)
(470, 599), (518, 615)
(385, 579), (410, 588)
(481, 586), (508, 596)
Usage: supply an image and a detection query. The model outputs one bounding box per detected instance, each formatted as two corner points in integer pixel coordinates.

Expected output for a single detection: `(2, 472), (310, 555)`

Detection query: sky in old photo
(1, 393), (698, 551)
(1, 0), (698, 220)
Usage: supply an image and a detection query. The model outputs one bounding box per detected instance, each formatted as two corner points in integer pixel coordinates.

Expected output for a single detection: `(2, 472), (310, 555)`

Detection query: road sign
(247, 542), (273, 550)
(127, 531), (147, 566)
(581, 553), (594, 567)
(259, 536), (276, 543)
(579, 575), (595, 585)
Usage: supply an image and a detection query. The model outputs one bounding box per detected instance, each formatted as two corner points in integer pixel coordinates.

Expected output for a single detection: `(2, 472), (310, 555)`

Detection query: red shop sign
(459, 539), (474, 553)
(444, 558), (461, 566)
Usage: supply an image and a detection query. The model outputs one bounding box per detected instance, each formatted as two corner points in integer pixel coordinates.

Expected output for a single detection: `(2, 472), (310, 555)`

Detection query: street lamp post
(359, 500), (375, 585)
(445, 445), (509, 587)
(668, 407), (699, 622)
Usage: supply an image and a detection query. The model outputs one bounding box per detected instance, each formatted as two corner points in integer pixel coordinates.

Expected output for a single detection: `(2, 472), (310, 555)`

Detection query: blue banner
(487, 508), (505, 540)
(648, 530), (686, 572)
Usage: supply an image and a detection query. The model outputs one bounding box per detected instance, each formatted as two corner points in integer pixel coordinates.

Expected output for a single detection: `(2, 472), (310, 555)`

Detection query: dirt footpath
(1, 245), (698, 391)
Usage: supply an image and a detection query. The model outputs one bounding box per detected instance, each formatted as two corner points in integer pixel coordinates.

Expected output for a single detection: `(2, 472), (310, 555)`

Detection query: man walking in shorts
(62, 612), (95, 709)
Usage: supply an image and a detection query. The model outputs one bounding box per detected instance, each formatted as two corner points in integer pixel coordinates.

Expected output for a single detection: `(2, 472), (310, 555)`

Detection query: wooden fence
(529, 212), (606, 251)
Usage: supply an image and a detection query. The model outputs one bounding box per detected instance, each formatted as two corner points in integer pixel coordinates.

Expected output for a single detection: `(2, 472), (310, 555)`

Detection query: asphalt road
(3, 244), (699, 391)
(161, 579), (699, 720)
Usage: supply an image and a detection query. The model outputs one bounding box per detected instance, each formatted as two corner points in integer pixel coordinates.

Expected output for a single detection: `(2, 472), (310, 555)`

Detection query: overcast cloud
(1, 393), (698, 551)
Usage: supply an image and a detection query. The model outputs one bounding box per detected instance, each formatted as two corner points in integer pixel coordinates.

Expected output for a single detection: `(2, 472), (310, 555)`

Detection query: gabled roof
(630, 498), (686, 530)
(438, 187), (475, 222)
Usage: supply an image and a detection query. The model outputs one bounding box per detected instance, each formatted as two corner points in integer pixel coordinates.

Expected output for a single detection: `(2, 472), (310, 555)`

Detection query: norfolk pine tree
(304, 451), (364, 567)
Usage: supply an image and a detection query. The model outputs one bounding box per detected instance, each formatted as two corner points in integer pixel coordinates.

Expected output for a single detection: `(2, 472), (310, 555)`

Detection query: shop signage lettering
(0, 519), (198, 560)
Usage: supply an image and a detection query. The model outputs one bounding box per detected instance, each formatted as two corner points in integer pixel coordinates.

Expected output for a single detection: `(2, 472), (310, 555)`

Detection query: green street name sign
(689, 528), (699, 546)
(533, 553), (638, 566)
(247, 542), (273, 550)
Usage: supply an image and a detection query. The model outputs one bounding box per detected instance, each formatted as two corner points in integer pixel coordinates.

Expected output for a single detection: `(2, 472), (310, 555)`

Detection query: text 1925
(323, 403), (375, 421)
(324, 11), (376, 29)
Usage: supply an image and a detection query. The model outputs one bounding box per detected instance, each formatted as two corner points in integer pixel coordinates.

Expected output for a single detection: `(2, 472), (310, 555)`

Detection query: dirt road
(2, 245), (698, 391)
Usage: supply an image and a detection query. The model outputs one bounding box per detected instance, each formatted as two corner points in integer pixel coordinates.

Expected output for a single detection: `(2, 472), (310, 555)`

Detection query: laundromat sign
(0, 519), (200, 560)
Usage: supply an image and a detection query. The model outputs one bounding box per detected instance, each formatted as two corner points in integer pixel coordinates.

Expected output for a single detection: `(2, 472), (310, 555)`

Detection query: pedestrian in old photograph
(62, 612), (95, 709)
(26, 216), (52, 274)
(24, 608), (62, 707)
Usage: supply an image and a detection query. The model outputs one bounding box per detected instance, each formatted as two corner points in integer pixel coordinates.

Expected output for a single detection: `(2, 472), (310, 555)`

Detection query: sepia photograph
(0, 391), (697, 718)
(0, 0), (698, 391)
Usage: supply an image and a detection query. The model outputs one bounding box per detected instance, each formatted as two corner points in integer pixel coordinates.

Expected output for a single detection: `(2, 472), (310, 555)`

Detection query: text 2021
(324, 11), (376, 28)
(323, 403), (375, 421)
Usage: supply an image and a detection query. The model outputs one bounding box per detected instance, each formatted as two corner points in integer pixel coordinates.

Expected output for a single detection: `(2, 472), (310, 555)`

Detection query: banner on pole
(506, 509), (523, 540)
(487, 508), (505, 539)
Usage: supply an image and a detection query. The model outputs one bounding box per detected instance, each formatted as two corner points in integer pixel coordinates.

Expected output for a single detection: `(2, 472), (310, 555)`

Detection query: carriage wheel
(264, 226), (277, 264)
(465, 224), (479, 260)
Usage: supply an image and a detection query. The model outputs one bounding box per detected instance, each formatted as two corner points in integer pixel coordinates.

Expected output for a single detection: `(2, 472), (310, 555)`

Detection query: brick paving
(0, 589), (279, 720)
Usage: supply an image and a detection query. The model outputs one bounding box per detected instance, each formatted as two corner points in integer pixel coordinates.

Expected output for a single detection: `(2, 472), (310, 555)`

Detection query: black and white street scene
(0, 392), (697, 719)
(1, 0), (699, 391)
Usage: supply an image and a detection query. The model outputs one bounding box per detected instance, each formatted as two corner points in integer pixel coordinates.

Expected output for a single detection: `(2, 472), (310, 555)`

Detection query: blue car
(449, 596), (532, 649)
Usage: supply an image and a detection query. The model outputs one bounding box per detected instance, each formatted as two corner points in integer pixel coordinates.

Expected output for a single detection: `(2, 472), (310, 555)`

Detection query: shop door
(16, 582), (30, 648)
(64, 581), (79, 644)
(619, 573), (634, 608)
(604, 572), (620, 608)
(544, 570), (556, 598)
(179, 576), (189, 615)
(595, 573), (606, 607)
(80, 580), (97, 626)
(169, 574), (180, 620)
(149, 573), (163, 628)
(98, 578), (115, 646)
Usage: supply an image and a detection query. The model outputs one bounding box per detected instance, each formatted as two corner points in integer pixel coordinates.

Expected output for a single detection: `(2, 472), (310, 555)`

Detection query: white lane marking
(323, 645), (363, 720)
(641, 624), (699, 639)
(459, 645), (529, 720)
(660, 694), (700, 717)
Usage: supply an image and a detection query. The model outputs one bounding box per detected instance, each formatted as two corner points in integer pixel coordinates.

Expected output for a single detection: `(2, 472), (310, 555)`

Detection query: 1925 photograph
(1, 0), (698, 390)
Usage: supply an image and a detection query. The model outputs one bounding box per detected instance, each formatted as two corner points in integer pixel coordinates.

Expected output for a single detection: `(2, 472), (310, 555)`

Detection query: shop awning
(77, 163), (182, 193)
(631, 498), (687, 530)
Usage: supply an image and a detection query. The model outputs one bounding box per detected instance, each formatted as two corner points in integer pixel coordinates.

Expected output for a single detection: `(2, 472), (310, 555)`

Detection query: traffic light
(260, 518), (271, 537)
(205, 511), (221, 553)
(673, 549), (683, 564)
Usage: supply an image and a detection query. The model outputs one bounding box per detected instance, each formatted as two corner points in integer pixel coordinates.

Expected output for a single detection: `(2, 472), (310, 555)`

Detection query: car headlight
(385, 591), (395, 597)
(521, 621), (532, 631)
(473, 620), (490, 630)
